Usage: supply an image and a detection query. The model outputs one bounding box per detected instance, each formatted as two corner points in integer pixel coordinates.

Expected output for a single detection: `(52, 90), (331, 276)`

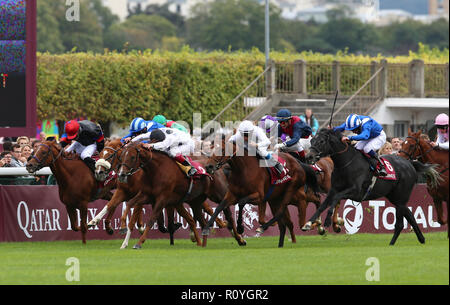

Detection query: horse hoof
(106, 228), (114, 236)
(256, 227), (264, 234)
(87, 222), (97, 228)
(239, 239), (247, 246)
(138, 227), (145, 235)
(333, 226), (341, 233)
(315, 219), (322, 226)
(337, 217), (344, 226)
(120, 244), (128, 249)
(133, 244), (142, 250)
(119, 228), (127, 235)
(190, 231), (196, 243)
(318, 226), (326, 235)
(302, 222), (312, 231)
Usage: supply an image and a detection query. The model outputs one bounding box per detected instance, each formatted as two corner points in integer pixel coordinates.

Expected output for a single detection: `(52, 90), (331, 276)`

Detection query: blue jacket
(121, 120), (164, 143)
(334, 115), (383, 141)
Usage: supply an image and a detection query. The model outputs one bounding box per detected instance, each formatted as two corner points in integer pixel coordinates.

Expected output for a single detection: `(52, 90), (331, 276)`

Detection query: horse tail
(299, 162), (320, 194)
(410, 160), (443, 189)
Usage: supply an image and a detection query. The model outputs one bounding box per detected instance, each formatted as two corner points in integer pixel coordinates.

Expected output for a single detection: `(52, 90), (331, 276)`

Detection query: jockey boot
(174, 155), (197, 177)
(274, 161), (285, 175)
(83, 157), (96, 173)
(368, 152), (387, 177)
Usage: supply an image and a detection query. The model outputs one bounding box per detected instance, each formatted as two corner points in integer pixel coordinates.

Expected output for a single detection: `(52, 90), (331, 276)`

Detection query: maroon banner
(0, 184), (446, 243)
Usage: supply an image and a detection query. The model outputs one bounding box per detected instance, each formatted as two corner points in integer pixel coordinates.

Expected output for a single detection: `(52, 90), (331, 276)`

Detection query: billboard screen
(0, 0), (36, 137)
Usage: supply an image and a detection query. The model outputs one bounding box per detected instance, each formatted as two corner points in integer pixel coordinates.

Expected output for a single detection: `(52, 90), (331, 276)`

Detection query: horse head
(307, 128), (342, 163)
(398, 129), (425, 161)
(26, 140), (61, 173)
(118, 142), (151, 183)
(95, 139), (124, 182)
(205, 136), (236, 175)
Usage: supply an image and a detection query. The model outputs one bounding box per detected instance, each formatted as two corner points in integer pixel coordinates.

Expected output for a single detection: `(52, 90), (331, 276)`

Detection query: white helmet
(238, 120), (255, 135)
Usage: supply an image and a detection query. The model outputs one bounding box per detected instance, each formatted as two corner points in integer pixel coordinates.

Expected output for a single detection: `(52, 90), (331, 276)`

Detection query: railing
(0, 167), (53, 185)
(273, 59), (449, 98)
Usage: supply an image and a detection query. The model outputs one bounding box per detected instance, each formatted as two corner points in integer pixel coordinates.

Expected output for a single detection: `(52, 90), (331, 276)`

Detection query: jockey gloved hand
(274, 143), (286, 151)
(341, 136), (350, 143)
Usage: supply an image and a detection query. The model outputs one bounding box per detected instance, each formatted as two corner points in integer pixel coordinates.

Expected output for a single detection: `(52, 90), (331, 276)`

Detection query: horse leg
(90, 188), (128, 234)
(258, 201), (267, 226)
(202, 201), (227, 228)
(120, 202), (142, 249)
(433, 197), (447, 225)
(283, 208), (296, 243)
(202, 191), (238, 247)
(79, 203), (88, 244)
(66, 206), (80, 232)
(167, 206), (176, 246)
(401, 205), (426, 245)
(237, 203), (245, 234)
(176, 204), (202, 246)
(332, 203), (343, 233)
(222, 206), (246, 246)
(277, 218), (287, 248)
(133, 199), (168, 249)
(119, 202), (131, 234)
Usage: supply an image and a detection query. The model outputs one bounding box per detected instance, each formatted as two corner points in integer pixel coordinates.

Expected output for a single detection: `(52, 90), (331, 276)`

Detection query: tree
(104, 14), (177, 51)
(37, 0), (65, 53)
(186, 0), (283, 52)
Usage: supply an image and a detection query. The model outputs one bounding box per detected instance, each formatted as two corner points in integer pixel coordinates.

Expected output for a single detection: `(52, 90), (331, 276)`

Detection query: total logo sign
(342, 199), (441, 234)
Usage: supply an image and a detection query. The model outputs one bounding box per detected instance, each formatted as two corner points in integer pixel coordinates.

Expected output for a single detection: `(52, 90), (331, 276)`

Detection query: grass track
(0, 232), (448, 285)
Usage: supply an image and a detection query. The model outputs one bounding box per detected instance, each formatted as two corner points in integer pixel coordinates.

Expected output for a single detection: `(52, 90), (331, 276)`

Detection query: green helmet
(152, 114), (167, 126)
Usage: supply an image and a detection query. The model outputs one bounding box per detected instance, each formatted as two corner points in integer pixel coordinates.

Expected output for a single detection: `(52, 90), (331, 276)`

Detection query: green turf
(0, 232), (448, 285)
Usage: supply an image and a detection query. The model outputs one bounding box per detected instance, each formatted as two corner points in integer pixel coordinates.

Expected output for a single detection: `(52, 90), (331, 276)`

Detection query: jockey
(64, 120), (105, 172)
(334, 114), (387, 176)
(431, 113), (449, 150)
(131, 127), (197, 177)
(121, 117), (164, 143)
(274, 109), (312, 162)
(152, 114), (189, 133)
(229, 120), (284, 174)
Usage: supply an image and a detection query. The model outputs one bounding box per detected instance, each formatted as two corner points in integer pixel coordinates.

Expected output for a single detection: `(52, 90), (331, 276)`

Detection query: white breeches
(354, 130), (386, 154)
(65, 142), (97, 160)
(283, 135), (312, 153)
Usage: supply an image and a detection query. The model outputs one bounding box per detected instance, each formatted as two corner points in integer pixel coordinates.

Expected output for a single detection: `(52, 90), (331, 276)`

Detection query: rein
(120, 144), (151, 177)
(31, 143), (63, 169)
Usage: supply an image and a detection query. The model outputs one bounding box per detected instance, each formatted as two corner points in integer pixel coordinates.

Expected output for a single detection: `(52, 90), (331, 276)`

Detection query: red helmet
(65, 120), (80, 140)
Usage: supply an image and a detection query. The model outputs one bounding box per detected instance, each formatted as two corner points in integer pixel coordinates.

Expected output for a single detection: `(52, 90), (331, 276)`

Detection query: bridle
(97, 145), (124, 172)
(30, 143), (63, 170)
(309, 133), (353, 169)
(398, 135), (435, 162)
(119, 144), (151, 177)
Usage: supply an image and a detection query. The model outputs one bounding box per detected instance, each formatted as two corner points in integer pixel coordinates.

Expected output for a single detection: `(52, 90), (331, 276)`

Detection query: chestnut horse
(89, 139), (229, 247)
(203, 141), (319, 248)
(398, 129), (448, 237)
(117, 142), (247, 249)
(26, 140), (114, 244)
(256, 156), (343, 235)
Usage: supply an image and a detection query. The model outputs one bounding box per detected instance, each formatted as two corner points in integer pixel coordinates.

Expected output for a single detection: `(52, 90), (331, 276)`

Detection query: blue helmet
(130, 117), (146, 133)
(345, 114), (362, 130)
(276, 109), (292, 122)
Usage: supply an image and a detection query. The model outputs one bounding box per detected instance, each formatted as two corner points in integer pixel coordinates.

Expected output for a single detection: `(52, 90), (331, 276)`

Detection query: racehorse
(203, 139), (319, 248)
(303, 128), (441, 245)
(247, 157), (342, 235)
(398, 129), (448, 237)
(25, 140), (114, 244)
(89, 139), (230, 247)
(117, 142), (247, 249)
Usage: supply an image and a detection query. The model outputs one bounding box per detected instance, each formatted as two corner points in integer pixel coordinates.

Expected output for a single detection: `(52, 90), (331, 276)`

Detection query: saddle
(361, 152), (397, 180)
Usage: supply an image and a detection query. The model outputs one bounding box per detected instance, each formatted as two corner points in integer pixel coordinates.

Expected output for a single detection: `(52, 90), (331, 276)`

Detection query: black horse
(303, 128), (441, 245)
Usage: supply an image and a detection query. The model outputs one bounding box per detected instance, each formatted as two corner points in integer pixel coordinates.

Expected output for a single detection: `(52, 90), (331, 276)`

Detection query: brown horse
(398, 129), (448, 237)
(117, 142), (247, 249)
(89, 139), (228, 247)
(256, 156), (343, 234)
(25, 140), (114, 244)
(203, 140), (319, 247)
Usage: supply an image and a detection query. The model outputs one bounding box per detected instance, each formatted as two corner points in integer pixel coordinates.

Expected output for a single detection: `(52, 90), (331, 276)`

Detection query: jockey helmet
(149, 129), (166, 142)
(65, 120), (80, 140)
(345, 114), (362, 130)
(153, 115), (167, 126)
(130, 117), (146, 133)
(260, 115), (276, 132)
(434, 113), (449, 126)
(276, 109), (292, 122)
(238, 120), (255, 136)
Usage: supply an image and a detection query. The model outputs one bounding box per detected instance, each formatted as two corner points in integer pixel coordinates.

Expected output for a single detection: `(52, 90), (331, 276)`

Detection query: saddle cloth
(264, 155), (292, 185)
(377, 157), (397, 180)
